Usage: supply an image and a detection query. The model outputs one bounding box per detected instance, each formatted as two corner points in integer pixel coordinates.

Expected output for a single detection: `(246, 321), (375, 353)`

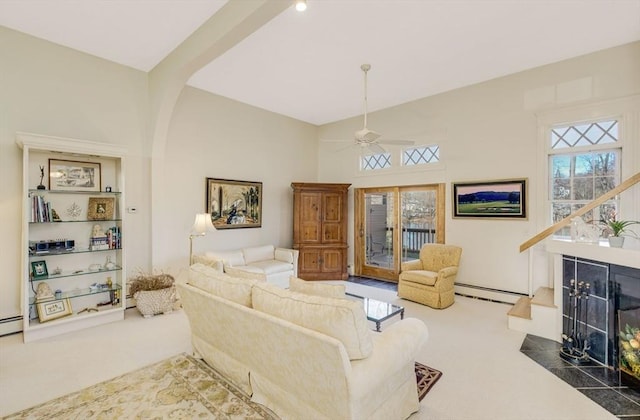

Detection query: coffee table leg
(401, 308), (405, 319)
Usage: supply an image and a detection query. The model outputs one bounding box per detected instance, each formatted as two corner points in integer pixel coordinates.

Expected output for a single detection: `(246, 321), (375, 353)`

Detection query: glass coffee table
(346, 293), (405, 331)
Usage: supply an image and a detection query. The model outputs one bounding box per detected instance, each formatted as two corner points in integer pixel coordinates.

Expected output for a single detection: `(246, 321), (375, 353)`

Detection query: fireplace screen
(619, 308), (640, 381)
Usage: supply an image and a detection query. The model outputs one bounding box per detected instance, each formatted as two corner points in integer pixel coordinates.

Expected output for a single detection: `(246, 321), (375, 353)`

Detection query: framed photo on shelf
(87, 197), (115, 220)
(37, 298), (72, 322)
(206, 178), (262, 229)
(452, 178), (527, 219)
(49, 159), (101, 192)
(30, 260), (48, 279)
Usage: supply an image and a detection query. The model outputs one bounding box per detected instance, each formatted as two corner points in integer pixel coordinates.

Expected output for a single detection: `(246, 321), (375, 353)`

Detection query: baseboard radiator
(455, 283), (526, 305)
(0, 316), (22, 337)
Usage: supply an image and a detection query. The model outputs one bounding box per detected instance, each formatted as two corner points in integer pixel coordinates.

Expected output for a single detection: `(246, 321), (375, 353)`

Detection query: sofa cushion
(249, 260), (293, 275)
(192, 254), (224, 272)
(398, 270), (438, 286)
(243, 245), (275, 264)
(224, 266), (267, 281)
(252, 282), (373, 360)
(289, 276), (346, 299)
(205, 251), (245, 267)
(189, 263), (257, 307)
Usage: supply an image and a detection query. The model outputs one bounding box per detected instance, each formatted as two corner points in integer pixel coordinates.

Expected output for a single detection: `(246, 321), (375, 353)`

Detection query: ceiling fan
(325, 64), (415, 155)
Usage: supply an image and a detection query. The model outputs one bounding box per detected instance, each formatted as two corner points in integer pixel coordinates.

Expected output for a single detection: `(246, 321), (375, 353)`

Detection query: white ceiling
(1, 0), (639, 126)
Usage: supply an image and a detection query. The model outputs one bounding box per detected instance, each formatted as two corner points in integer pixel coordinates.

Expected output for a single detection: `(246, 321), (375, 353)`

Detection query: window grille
(361, 153), (391, 170)
(403, 145), (439, 166)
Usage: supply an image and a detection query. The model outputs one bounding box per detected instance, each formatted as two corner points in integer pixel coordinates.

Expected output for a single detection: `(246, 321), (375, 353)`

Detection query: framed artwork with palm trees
(206, 178), (262, 229)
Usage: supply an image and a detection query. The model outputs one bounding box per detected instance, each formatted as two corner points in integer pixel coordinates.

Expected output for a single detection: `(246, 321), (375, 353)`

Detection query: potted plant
(128, 271), (177, 318)
(601, 214), (640, 248)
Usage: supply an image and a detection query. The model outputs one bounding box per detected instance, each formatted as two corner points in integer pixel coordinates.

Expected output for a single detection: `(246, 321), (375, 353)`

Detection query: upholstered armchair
(398, 243), (462, 309)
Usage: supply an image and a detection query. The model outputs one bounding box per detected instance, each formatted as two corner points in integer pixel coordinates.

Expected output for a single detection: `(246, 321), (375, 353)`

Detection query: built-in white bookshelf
(17, 132), (127, 342)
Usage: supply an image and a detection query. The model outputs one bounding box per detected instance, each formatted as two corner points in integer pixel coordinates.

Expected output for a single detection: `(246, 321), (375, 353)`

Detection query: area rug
(415, 361), (443, 401)
(5, 354), (442, 418)
(4, 353), (277, 420)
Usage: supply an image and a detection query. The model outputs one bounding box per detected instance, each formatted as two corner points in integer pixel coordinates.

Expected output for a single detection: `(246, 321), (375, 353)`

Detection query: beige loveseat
(194, 244), (298, 288)
(177, 263), (429, 420)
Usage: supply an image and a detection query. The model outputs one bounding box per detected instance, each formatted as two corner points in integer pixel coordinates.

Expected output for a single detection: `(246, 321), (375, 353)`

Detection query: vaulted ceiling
(1, 0), (639, 125)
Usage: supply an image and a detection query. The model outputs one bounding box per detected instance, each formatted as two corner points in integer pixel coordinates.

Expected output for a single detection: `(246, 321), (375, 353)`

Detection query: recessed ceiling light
(295, 0), (307, 12)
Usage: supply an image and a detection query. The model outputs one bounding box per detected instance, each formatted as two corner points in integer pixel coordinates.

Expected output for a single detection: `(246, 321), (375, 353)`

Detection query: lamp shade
(191, 213), (216, 236)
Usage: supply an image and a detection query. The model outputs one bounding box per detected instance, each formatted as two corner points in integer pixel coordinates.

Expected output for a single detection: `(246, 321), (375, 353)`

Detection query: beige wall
(0, 27), (150, 321)
(318, 42), (640, 296)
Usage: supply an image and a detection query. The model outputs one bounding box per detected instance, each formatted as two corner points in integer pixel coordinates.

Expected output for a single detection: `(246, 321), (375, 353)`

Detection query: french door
(354, 184), (445, 282)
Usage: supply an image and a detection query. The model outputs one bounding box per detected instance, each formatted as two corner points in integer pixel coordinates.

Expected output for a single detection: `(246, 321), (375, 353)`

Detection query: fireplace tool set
(561, 279), (591, 364)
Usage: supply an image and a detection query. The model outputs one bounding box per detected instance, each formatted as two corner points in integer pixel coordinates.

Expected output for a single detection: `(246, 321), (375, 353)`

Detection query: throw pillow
(289, 276), (346, 299)
(189, 263), (257, 307)
(191, 254), (224, 272)
(252, 282), (373, 360)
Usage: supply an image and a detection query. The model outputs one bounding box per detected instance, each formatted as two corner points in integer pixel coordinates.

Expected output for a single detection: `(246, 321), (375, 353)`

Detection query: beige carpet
(4, 353), (277, 419)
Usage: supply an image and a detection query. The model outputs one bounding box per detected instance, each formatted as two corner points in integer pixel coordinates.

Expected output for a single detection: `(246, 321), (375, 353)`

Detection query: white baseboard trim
(455, 283), (525, 305)
(0, 316), (23, 337)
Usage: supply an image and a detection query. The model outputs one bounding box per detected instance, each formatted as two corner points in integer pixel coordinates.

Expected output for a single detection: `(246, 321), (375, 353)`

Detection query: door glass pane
(364, 192), (394, 269)
(401, 190), (436, 262)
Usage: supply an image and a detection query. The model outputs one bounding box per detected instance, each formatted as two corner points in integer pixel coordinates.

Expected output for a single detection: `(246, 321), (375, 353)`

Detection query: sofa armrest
(401, 259), (423, 271)
(348, 318), (428, 396)
(275, 247), (299, 276)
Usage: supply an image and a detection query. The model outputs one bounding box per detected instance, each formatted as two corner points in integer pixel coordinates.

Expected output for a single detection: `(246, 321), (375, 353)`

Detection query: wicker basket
(134, 286), (176, 318)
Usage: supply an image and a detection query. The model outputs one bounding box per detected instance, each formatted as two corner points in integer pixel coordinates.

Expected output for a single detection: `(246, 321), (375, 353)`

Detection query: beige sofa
(194, 244), (298, 288)
(177, 263), (429, 420)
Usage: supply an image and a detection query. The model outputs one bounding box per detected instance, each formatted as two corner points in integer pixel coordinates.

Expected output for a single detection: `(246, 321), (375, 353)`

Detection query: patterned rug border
(415, 361), (443, 401)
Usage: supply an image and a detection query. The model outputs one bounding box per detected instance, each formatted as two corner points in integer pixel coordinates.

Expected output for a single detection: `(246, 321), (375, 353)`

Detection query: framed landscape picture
(49, 159), (101, 192)
(206, 178), (262, 229)
(452, 179), (527, 219)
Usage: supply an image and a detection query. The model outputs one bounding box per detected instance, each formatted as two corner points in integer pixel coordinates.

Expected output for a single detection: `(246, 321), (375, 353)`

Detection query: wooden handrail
(520, 172), (640, 253)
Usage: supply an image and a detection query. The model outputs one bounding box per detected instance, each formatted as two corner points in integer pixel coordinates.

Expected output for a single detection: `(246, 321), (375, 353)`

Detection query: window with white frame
(549, 119), (620, 236)
(403, 145), (440, 166)
(361, 152), (391, 171)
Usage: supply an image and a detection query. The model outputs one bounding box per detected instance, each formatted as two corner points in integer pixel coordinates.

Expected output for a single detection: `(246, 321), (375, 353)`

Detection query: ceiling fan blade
(362, 143), (386, 155)
(377, 139), (415, 145)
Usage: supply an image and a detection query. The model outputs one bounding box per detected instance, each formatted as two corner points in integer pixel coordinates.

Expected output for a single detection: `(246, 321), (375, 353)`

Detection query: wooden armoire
(291, 182), (350, 280)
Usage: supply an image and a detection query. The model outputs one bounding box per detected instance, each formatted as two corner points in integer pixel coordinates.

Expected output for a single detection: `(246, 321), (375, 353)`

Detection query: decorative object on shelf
(105, 186), (112, 192)
(49, 158), (101, 192)
(452, 178), (528, 219)
(89, 263), (102, 272)
(52, 267), (62, 275)
(87, 196), (115, 220)
(206, 178), (262, 229)
(104, 256), (116, 270)
(129, 271), (177, 318)
(189, 213), (216, 265)
(37, 165), (46, 190)
(37, 298), (73, 322)
(30, 260), (48, 279)
(90, 224), (109, 250)
(55, 289), (62, 299)
(600, 212), (639, 248)
(35, 282), (54, 302)
(106, 277), (113, 288)
(66, 202), (82, 220)
(51, 208), (61, 221)
(570, 217), (599, 244)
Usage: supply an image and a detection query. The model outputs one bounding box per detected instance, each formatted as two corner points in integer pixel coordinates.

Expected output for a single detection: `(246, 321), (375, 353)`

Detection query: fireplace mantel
(546, 239), (640, 270)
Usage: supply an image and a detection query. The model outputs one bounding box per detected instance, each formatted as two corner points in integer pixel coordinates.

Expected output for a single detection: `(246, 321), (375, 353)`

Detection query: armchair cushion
(399, 270), (438, 286)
